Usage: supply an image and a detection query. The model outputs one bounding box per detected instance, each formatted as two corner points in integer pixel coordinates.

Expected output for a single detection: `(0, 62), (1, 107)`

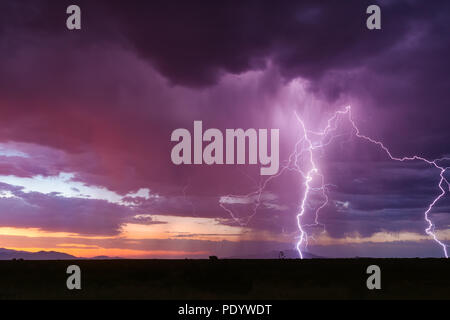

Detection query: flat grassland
(0, 259), (448, 299)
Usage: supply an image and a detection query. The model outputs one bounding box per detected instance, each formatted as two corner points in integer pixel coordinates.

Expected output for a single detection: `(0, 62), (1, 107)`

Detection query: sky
(0, 0), (449, 258)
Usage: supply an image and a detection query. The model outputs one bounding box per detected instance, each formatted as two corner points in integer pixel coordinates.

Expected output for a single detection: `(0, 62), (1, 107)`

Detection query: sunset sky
(0, 0), (449, 258)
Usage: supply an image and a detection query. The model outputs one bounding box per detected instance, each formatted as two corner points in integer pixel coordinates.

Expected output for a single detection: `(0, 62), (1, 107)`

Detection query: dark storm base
(0, 259), (448, 299)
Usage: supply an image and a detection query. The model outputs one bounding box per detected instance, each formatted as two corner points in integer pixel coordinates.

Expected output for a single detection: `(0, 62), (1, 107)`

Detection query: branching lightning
(220, 106), (449, 258)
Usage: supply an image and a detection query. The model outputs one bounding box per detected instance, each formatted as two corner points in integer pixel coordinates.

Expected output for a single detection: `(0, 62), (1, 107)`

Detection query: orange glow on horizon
(7, 247), (209, 258)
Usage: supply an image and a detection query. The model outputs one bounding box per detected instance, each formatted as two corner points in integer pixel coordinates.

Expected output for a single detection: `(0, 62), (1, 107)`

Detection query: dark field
(0, 259), (448, 299)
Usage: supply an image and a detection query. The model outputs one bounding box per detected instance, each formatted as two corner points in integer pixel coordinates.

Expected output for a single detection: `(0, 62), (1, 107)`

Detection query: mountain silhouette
(0, 248), (77, 260)
(0, 248), (124, 260)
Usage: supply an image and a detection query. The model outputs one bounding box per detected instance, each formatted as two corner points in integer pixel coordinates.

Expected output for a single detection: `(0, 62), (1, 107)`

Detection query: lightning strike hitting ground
(220, 106), (449, 258)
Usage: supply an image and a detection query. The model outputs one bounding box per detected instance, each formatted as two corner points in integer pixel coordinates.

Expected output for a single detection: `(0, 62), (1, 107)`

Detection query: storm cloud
(0, 0), (449, 257)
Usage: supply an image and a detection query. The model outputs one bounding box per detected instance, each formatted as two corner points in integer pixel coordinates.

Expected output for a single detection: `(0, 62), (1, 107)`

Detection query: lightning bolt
(220, 105), (449, 258)
(344, 106), (449, 258)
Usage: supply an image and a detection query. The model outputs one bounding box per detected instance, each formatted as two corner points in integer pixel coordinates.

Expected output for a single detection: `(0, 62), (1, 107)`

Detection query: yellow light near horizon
(120, 214), (258, 241)
(311, 230), (450, 246)
(0, 227), (115, 239)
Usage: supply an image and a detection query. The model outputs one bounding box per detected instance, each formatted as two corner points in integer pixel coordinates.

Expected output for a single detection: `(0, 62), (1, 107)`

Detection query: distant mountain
(91, 255), (124, 260)
(0, 248), (123, 260)
(0, 248), (77, 260)
(226, 249), (324, 259)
